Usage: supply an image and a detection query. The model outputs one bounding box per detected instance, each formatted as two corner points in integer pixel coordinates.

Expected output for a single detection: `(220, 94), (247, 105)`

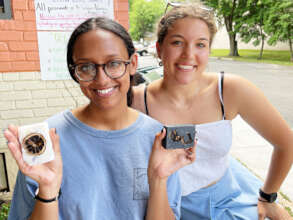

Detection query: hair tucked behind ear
(66, 17), (135, 106)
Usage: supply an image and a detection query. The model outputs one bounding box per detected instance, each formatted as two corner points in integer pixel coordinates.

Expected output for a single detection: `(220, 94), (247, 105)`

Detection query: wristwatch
(259, 188), (277, 203)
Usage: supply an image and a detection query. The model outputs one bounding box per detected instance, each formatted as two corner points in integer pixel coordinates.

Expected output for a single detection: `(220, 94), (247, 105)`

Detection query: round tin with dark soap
(22, 133), (46, 155)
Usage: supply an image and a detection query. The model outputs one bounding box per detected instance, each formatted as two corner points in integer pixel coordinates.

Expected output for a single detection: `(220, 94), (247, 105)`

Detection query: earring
(159, 61), (163, 66)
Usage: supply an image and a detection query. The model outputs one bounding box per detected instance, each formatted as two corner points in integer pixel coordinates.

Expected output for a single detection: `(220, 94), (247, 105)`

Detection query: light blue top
(8, 110), (181, 220)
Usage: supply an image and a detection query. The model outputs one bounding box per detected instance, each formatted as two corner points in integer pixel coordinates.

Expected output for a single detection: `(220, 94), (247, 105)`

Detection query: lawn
(210, 49), (293, 66)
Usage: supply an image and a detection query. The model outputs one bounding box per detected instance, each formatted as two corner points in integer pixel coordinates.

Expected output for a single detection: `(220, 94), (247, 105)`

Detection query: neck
(73, 103), (138, 130)
(160, 77), (204, 107)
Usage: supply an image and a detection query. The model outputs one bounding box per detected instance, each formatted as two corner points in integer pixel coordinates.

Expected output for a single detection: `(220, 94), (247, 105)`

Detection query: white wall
(212, 26), (290, 51)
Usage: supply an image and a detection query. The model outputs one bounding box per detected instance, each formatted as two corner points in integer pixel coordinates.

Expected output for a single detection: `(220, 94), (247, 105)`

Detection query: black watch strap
(35, 189), (62, 203)
(259, 188), (277, 203)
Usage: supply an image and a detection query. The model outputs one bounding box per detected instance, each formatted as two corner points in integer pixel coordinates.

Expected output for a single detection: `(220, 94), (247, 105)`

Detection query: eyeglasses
(70, 60), (131, 82)
(164, 1), (213, 15)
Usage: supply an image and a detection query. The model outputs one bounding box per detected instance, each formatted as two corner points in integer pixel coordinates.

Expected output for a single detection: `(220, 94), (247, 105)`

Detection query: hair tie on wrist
(35, 189), (62, 203)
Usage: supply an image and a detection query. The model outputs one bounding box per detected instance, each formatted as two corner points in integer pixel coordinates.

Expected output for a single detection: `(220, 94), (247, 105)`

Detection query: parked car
(147, 42), (157, 56)
(134, 42), (148, 56)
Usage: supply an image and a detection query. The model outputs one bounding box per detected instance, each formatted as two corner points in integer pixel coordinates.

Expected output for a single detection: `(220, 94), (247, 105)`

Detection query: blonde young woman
(132, 3), (293, 220)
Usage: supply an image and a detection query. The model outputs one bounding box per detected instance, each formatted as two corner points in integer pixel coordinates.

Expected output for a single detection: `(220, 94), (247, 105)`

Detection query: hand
(258, 200), (293, 220)
(4, 125), (63, 197)
(148, 128), (196, 181)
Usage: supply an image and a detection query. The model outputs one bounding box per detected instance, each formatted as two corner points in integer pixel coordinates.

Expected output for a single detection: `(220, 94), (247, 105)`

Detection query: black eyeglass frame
(69, 60), (131, 82)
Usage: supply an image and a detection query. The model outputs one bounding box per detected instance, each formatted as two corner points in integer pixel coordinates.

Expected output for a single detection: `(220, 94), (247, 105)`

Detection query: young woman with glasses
(4, 17), (196, 220)
(132, 2), (293, 219)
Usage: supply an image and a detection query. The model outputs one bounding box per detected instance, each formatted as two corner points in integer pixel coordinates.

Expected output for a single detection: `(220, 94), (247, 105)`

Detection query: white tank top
(143, 73), (232, 196)
(179, 73), (232, 196)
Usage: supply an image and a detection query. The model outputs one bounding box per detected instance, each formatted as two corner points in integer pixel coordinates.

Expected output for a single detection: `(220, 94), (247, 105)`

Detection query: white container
(18, 122), (55, 166)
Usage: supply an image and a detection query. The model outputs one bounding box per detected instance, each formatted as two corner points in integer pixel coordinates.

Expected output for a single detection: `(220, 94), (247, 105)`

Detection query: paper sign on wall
(34, 0), (114, 80)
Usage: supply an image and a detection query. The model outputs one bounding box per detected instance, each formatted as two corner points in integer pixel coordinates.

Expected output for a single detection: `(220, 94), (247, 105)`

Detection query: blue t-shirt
(8, 110), (181, 220)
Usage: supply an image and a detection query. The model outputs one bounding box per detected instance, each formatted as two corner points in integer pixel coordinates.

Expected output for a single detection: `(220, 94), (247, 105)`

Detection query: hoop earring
(159, 61), (163, 66)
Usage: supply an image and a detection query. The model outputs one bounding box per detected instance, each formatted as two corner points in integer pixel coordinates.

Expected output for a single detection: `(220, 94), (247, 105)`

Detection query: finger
(4, 129), (21, 151)
(8, 124), (19, 137)
(257, 202), (265, 220)
(153, 128), (166, 149)
(7, 141), (32, 175)
(185, 147), (196, 162)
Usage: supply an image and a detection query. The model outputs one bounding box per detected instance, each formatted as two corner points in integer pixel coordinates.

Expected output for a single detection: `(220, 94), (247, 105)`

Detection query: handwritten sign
(35, 0), (114, 31)
(34, 0), (114, 80)
(38, 32), (71, 80)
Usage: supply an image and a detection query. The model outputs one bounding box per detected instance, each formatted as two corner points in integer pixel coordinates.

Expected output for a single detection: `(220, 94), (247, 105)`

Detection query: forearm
(29, 186), (60, 220)
(146, 178), (175, 220)
(29, 201), (59, 220)
(262, 144), (293, 193)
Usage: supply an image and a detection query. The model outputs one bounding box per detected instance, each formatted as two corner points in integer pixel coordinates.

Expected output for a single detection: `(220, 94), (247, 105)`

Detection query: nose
(93, 66), (111, 84)
(182, 44), (194, 59)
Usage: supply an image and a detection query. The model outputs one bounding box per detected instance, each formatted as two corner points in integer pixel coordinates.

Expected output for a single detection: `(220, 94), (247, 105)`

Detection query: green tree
(236, 0), (268, 59)
(264, 0), (293, 62)
(129, 0), (165, 42)
(205, 0), (249, 56)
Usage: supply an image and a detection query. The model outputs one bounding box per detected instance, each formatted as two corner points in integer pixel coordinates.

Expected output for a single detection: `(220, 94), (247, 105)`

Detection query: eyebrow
(170, 35), (209, 41)
(74, 55), (126, 62)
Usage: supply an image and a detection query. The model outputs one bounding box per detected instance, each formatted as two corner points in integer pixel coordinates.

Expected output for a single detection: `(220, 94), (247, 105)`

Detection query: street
(138, 55), (293, 127)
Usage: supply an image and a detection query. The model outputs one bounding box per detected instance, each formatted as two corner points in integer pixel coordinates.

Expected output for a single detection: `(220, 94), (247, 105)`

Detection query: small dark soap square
(162, 125), (196, 149)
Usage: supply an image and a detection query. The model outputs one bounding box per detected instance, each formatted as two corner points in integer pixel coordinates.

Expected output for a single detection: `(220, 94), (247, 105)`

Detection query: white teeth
(96, 87), (114, 94)
(178, 65), (193, 70)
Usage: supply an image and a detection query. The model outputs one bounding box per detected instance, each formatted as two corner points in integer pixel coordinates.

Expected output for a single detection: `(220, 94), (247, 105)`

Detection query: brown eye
(23, 133), (46, 155)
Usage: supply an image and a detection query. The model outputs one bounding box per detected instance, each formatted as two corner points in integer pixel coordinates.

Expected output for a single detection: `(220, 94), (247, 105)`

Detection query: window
(0, 0), (12, 20)
(0, 153), (9, 193)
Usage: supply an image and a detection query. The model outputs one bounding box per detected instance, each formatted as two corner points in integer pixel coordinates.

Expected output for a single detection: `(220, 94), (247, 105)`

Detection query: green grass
(285, 206), (293, 217)
(210, 49), (293, 66)
(280, 191), (292, 202)
(0, 202), (10, 220)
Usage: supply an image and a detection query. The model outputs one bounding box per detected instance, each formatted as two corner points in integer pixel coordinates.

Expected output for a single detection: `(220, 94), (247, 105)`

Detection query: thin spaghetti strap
(144, 85), (149, 115)
(218, 71), (226, 120)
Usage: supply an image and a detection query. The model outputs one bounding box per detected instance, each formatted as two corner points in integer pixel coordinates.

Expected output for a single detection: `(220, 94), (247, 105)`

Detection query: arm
(146, 129), (196, 220)
(225, 75), (293, 218)
(4, 125), (62, 220)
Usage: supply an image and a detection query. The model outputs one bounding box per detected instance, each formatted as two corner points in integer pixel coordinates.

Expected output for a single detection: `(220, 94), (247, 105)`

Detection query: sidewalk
(231, 116), (293, 210)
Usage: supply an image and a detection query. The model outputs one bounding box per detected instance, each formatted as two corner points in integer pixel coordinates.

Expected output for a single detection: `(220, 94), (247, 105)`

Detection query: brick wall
(0, 0), (129, 72)
(0, 0), (129, 200)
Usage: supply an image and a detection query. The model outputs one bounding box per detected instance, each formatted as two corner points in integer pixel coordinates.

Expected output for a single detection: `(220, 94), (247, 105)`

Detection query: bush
(0, 202), (10, 220)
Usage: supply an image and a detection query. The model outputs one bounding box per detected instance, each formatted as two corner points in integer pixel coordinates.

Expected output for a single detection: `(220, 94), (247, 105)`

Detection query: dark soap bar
(162, 125), (196, 149)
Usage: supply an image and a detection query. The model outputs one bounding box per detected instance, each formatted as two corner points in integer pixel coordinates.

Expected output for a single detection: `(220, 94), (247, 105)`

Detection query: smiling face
(72, 29), (137, 111)
(157, 18), (210, 84)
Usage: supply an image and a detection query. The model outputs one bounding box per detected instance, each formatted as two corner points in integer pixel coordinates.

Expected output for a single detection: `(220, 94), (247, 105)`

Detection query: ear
(129, 53), (138, 76)
(156, 41), (161, 59)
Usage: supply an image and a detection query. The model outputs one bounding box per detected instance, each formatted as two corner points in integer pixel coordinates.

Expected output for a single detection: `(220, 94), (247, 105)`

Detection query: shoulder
(222, 73), (260, 100)
(46, 110), (69, 129)
(132, 84), (146, 113)
(138, 112), (163, 131)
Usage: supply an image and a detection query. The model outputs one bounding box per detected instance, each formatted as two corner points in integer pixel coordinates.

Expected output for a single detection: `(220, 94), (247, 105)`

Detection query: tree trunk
(224, 0), (239, 57)
(289, 39), (293, 62)
(228, 33), (239, 56)
(259, 29), (265, 59)
(288, 26), (293, 62)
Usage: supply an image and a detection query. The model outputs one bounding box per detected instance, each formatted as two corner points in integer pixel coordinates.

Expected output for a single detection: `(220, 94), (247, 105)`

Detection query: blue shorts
(181, 157), (262, 220)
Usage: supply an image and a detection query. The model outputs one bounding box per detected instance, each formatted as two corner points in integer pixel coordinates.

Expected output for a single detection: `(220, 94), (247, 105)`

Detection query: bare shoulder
(219, 73), (263, 119)
(132, 84), (146, 113)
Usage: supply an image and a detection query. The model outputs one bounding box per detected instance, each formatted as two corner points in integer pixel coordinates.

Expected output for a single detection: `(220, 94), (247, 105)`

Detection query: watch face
(270, 193), (278, 202)
(22, 133), (46, 155)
